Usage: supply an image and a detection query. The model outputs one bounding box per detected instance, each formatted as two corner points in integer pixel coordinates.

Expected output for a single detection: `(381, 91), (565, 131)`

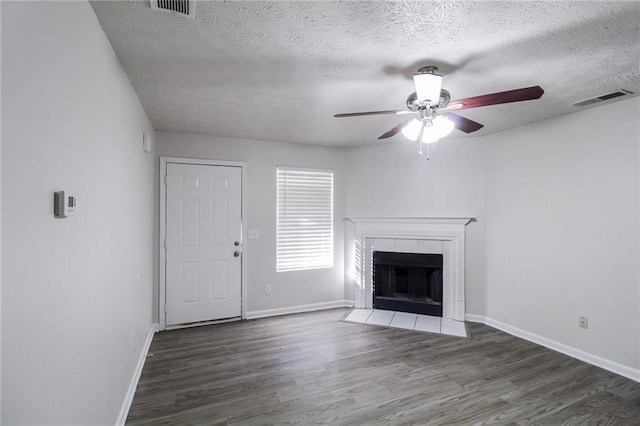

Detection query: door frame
(159, 156), (248, 330)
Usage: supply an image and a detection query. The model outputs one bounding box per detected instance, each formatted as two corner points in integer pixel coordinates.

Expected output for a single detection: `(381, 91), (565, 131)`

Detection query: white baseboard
(246, 300), (353, 320)
(465, 314), (488, 324)
(116, 323), (159, 426)
(466, 314), (640, 383)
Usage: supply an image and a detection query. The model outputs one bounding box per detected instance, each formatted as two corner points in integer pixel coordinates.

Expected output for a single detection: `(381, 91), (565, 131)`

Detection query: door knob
(234, 251), (241, 257)
(234, 241), (240, 246)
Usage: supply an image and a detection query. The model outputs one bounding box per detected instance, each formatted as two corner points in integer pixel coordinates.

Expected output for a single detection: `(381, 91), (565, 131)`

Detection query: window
(277, 167), (334, 272)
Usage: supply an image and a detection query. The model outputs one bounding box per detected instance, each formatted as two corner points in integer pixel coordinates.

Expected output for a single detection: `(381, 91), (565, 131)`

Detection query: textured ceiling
(90, 1), (640, 146)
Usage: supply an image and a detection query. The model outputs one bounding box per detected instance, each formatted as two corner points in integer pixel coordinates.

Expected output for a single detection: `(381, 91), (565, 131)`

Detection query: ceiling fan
(334, 66), (544, 153)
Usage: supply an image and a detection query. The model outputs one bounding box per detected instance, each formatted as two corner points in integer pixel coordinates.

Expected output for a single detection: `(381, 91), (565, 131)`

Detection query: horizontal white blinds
(277, 167), (334, 272)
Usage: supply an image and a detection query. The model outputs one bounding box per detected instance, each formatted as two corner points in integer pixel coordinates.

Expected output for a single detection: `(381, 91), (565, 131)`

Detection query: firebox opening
(373, 251), (443, 317)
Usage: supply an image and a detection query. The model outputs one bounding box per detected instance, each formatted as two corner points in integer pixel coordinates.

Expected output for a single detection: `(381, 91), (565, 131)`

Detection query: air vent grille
(150, 0), (195, 19)
(573, 90), (633, 107)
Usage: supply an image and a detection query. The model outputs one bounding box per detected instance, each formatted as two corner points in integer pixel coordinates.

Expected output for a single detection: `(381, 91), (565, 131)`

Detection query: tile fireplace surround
(344, 217), (474, 323)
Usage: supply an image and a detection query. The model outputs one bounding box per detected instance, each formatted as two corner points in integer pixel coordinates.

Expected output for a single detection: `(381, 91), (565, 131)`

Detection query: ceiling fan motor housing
(407, 89), (450, 110)
(438, 89), (451, 108)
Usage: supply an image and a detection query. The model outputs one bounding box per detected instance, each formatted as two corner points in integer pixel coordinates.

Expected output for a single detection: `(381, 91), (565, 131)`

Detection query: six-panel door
(165, 163), (242, 325)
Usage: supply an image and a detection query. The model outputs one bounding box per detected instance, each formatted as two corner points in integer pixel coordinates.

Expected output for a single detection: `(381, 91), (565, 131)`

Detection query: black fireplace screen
(373, 251), (443, 316)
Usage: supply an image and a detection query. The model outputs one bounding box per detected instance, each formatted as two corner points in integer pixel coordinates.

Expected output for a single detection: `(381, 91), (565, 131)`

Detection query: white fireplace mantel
(344, 217), (475, 322)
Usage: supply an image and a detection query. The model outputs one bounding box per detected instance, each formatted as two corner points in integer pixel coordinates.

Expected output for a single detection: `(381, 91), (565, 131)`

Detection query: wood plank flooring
(127, 308), (640, 425)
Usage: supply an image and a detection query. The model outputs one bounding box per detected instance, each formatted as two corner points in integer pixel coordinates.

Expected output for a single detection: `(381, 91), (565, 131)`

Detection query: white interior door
(165, 163), (242, 325)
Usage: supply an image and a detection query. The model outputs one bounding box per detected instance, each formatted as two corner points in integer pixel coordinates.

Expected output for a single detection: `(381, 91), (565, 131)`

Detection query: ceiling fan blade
(334, 110), (414, 118)
(378, 118), (414, 139)
(445, 86), (544, 111)
(445, 112), (484, 133)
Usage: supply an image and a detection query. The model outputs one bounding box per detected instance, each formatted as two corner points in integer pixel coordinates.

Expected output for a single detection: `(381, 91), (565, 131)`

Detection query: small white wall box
(53, 191), (76, 218)
(143, 133), (151, 153)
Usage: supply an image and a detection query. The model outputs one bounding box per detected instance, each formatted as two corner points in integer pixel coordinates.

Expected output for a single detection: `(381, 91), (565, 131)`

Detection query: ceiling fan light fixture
(404, 115), (454, 146)
(433, 115), (455, 138)
(421, 121), (441, 144)
(413, 72), (443, 104)
(401, 118), (422, 141)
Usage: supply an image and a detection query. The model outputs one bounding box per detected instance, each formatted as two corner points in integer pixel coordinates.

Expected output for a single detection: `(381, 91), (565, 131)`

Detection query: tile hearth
(343, 308), (467, 338)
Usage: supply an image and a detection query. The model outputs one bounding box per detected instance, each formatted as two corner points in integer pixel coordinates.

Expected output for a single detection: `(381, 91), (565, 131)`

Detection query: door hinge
(164, 304), (167, 313)
(164, 174), (168, 185)
(164, 238), (167, 249)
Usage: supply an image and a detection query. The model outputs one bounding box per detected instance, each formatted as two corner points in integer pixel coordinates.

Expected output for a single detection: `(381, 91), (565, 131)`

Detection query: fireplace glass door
(373, 251), (443, 316)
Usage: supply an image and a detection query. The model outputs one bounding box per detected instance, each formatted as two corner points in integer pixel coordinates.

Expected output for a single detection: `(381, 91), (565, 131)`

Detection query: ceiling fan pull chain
(426, 142), (430, 161)
(418, 123), (424, 155)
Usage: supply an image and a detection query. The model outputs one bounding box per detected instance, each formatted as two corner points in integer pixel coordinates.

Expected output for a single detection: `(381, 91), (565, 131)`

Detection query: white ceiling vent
(573, 89), (633, 107)
(149, 0), (195, 19)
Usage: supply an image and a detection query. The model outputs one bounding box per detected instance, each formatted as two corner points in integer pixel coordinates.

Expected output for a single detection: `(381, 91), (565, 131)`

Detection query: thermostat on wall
(53, 191), (76, 218)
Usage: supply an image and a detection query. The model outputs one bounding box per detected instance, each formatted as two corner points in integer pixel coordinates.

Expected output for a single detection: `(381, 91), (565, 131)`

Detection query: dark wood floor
(127, 308), (640, 425)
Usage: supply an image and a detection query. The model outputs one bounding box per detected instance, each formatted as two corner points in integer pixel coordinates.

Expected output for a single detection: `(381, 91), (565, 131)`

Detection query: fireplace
(345, 217), (473, 321)
(373, 251), (443, 316)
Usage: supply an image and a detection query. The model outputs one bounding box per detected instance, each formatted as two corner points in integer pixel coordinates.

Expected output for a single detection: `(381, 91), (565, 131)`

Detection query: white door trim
(159, 156), (248, 330)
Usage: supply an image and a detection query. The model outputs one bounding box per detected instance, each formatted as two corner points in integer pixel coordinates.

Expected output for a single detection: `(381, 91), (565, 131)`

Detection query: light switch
(248, 229), (259, 239)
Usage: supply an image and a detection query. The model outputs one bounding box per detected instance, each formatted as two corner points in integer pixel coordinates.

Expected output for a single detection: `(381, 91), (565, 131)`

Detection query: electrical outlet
(265, 285), (272, 295)
(131, 332), (137, 349)
(249, 229), (259, 240)
(579, 316), (588, 329)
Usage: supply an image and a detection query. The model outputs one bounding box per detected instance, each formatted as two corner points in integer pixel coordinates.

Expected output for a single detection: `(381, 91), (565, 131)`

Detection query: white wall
(2, 2), (155, 424)
(343, 138), (487, 315)
(0, 2), (3, 417)
(483, 96), (640, 370)
(157, 132), (346, 316)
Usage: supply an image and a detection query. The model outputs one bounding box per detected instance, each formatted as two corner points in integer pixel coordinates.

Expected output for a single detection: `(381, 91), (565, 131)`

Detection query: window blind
(277, 167), (334, 272)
